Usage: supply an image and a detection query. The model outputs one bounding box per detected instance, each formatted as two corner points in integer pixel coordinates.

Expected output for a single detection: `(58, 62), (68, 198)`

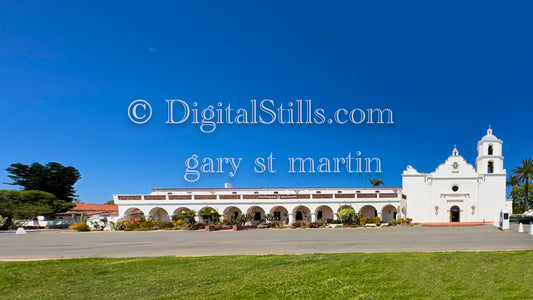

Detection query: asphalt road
(1, 224), (532, 260)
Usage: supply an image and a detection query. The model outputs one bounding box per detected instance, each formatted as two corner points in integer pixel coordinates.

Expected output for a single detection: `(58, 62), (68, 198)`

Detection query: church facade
(114, 128), (510, 224)
(402, 127), (510, 223)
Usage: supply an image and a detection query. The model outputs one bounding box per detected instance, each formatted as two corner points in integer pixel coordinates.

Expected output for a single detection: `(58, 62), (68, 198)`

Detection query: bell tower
(476, 126), (504, 174)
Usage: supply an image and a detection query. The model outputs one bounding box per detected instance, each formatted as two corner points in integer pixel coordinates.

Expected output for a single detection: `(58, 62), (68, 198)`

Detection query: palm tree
(366, 177), (384, 187)
(506, 175), (520, 187)
(512, 158), (533, 212)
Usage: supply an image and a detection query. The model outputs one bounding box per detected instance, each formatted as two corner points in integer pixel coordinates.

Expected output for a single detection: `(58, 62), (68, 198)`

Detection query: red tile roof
(56, 203), (118, 216)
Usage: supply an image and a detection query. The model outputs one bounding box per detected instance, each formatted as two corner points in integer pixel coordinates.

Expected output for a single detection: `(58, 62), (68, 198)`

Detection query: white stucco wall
(402, 128), (507, 223)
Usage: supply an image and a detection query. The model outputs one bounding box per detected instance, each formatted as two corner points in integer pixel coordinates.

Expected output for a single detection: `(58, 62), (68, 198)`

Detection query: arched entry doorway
(247, 206), (265, 225)
(450, 205), (460, 222)
(316, 205), (334, 222)
(381, 205), (397, 222)
(270, 206), (289, 223)
(124, 207), (145, 221)
(149, 207), (170, 222)
(360, 205), (377, 219)
(223, 206), (242, 219)
(293, 206), (311, 222)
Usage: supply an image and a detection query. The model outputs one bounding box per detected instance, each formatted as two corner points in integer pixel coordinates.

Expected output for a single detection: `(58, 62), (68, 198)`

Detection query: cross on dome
(487, 125), (493, 135)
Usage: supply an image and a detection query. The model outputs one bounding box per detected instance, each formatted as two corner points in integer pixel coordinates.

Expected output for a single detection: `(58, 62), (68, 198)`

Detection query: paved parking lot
(1, 224), (532, 260)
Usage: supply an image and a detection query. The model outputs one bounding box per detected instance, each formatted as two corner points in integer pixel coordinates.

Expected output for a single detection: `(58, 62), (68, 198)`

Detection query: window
(453, 162), (458, 170)
(452, 185), (459, 192)
(488, 145), (493, 155)
(488, 161), (494, 173)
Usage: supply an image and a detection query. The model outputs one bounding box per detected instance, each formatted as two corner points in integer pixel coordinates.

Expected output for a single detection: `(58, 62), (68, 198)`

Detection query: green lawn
(1, 251), (532, 299)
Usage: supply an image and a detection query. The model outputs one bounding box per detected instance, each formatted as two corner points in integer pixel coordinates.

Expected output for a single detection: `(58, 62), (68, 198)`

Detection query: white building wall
(115, 128), (508, 225)
(114, 187), (404, 224)
(401, 171), (431, 222)
(403, 127), (507, 223)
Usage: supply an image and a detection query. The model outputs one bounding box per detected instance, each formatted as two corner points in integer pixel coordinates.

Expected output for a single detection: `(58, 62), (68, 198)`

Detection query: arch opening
(223, 206), (242, 220)
(247, 206), (265, 225)
(149, 207), (170, 222)
(450, 205), (460, 222)
(293, 206), (311, 222)
(360, 205), (377, 219)
(124, 207), (145, 221)
(270, 206), (289, 223)
(381, 205), (397, 222)
(315, 205), (334, 222)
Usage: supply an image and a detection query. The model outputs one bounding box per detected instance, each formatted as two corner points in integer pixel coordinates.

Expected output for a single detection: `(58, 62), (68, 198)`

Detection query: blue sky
(1, 1), (531, 203)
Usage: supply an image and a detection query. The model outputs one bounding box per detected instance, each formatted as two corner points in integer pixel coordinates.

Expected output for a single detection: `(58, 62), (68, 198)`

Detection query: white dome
(481, 127), (498, 141)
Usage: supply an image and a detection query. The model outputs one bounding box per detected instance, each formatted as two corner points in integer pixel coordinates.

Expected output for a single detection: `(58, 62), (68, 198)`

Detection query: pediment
(432, 155), (477, 177)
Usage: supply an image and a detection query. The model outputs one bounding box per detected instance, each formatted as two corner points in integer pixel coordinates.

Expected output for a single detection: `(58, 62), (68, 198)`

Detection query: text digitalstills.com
(128, 99), (394, 133)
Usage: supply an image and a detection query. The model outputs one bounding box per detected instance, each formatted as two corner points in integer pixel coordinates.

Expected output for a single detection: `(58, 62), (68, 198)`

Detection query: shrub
(257, 222), (270, 229)
(330, 219), (342, 224)
(139, 219), (155, 230)
(265, 213), (279, 222)
(308, 221), (325, 228)
(69, 222), (90, 231)
(172, 220), (185, 227)
(337, 208), (362, 225)
(270, 221), (285, 228)
(185, 223), (205, 231)
(172, 210), (197, 224)
(198, 207), (220, 223)
(153, 222), (174, 230)
(231, 213), (254, 226)
(360, 217), (372, 225)
(121, 220), (140, 231)
(397, 218), (405, 224)
(109, 221), (124, 231)
(406, 218), (413, 224)
(388, 219), (398, 226)
(220, 218), (233, 225)
(373, 216), (381, 225)
(291, 221), (308, 228)
(334, 224), (342, 228)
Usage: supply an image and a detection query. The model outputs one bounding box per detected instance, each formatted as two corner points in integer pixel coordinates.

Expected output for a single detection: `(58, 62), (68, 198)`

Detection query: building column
(311, 213), (317, 222)
(288, 213), (294, 224)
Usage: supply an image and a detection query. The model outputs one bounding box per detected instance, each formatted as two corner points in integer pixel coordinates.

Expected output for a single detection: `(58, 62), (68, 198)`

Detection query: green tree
(366, 177), (384, 187)
(0, 190), (74, 229)
(509, 183), (533, 214)
(336, 208), (362, 225)
(6, 162), (81, 203)
(507, 175), (520, 188)
(104, 200), (115, 205)
(512, 158), (533, 212)
(172, 210), (197, 224)
(231, 213), (254, 226)
(198, 207), (220, 223)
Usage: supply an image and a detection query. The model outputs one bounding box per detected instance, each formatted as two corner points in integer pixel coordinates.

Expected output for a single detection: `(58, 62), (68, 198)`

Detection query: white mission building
(114, 127), (511, 224)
